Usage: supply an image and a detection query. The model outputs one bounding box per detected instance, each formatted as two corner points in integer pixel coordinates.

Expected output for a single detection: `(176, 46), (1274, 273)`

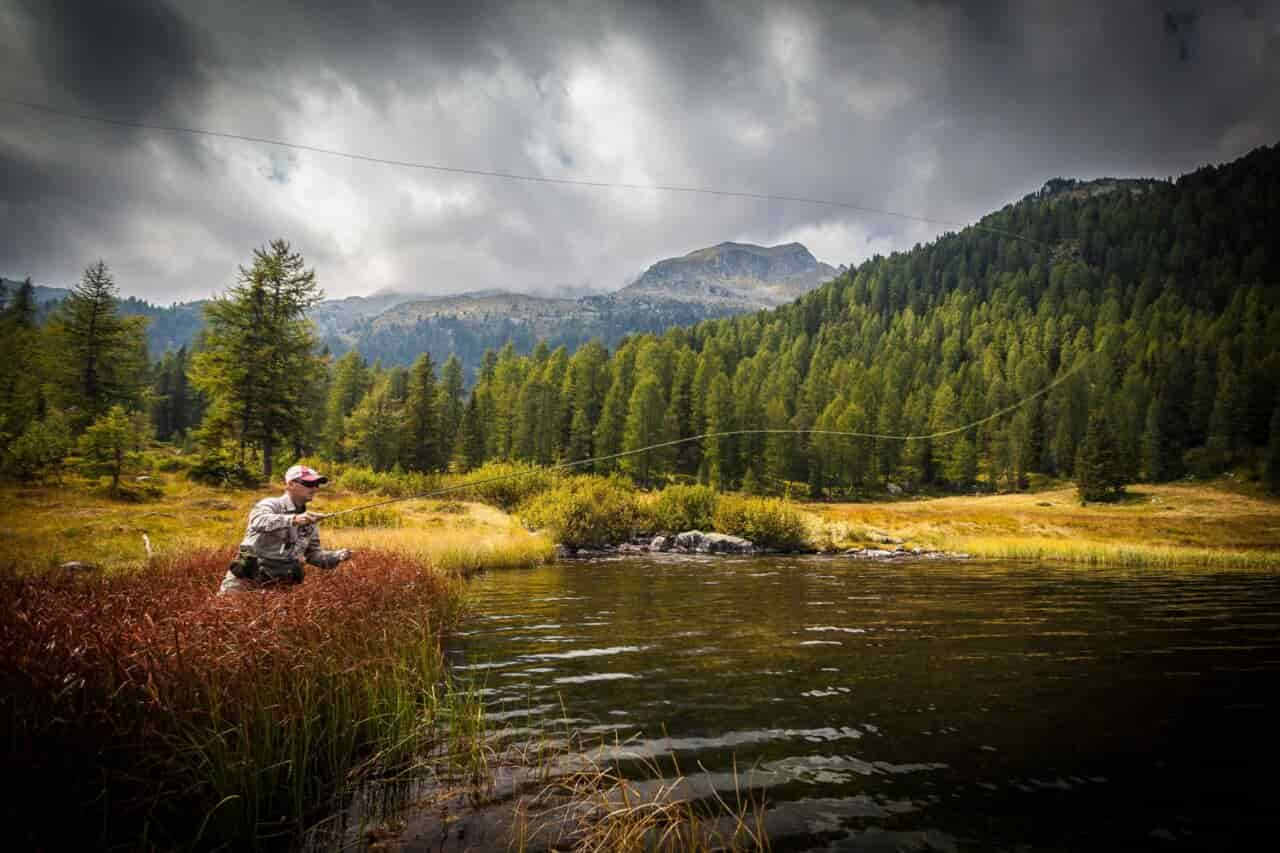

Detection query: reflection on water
(444, 556), (1280, 851)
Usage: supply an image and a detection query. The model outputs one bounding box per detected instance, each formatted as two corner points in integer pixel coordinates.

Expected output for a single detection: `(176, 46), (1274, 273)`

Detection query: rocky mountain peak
(618, 241), (836, 308)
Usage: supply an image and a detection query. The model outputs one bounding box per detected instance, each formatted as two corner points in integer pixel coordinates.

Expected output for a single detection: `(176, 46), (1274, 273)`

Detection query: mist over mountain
(7, 242), (838, 379)
(340, 242), (839, 374)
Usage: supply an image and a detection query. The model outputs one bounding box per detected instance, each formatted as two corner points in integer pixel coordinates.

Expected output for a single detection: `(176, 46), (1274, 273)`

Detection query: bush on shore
(332, 463), (441, 498)
(518, 475), (646, 549)
(652, 484), (719, 533)
(444, 461), (561, 510)
(713, 495), (810, 551)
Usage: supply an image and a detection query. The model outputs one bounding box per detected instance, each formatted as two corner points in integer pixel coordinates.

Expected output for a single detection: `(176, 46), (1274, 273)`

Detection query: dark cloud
(1, 0), (1278, 302)
(15, 0), (211, 122)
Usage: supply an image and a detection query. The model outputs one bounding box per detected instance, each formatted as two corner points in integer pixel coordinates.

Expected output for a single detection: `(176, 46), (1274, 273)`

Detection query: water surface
(445, 556), (1280, 851)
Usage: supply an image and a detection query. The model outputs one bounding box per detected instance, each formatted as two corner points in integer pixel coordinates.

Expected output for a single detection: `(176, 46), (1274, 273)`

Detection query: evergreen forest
(3, 144), (1279, 498)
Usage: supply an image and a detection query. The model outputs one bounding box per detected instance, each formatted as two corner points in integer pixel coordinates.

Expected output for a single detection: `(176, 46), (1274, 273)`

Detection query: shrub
(151, 454), (189, 473)
(448, 461), (560, 510)
(712, 495), (810, 551)
(4, 410), (72, 482)
(321, 506), (404, 528)
(518, 475), (644, 548)
(652, 484), (719, 532)
(186, 448), (259, 488)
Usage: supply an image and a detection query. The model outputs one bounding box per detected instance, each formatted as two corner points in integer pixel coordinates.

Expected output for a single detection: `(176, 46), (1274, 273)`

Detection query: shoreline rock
(553, 533), (968, 561)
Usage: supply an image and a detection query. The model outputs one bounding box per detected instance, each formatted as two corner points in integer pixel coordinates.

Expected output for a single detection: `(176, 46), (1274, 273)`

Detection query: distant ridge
(5, 240), (839, 377)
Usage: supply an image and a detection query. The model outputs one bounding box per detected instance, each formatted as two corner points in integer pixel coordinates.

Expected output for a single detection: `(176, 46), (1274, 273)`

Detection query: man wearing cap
(218, 464), (355, 595)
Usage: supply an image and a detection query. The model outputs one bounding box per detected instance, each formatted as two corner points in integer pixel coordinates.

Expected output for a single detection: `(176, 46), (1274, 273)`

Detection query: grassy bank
(815, 482), (1280, 569)
(0, 478), (553, 850)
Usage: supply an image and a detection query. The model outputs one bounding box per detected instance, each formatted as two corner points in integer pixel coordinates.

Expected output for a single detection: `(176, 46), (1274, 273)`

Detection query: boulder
(650, 535), (672, 552)
(673, 530), (755, 554)
(886, 482), (904, 496)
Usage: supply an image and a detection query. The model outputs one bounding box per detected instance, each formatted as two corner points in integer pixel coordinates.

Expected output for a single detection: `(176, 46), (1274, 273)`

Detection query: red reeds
(0, 549), (464, 849)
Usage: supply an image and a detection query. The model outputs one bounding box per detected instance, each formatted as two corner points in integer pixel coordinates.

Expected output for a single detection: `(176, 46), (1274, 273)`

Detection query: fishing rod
(316, 351), (1090, 522)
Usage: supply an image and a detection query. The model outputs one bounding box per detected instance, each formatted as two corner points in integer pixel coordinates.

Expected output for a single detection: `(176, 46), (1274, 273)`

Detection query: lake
(440, 555), (1280, 851)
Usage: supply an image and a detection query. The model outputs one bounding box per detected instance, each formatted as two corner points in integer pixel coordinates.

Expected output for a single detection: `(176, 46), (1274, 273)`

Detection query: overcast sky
(2, 0), (1278, 303)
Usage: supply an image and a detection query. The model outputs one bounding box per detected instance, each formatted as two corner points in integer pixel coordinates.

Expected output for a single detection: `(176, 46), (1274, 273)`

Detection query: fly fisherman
(218, 464), (354, 595)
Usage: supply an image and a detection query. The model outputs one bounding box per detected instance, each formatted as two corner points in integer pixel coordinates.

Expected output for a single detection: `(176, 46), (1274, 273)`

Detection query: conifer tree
(346, 377), (400, 471)
(592, 361), (632, 473)
(49, 261), (148, 424)
(0, 278), (42, 441)
(191, 240), (324, 478)
(80, 405), (150, 495)
(564, 341), (610, 468)
(438, 355), (466, 469)
(703, 373), (735, 491)
(459, 390), (487, 471)
(1266, 404), (1280, 495)
(323, 351), (371, 460)
(5, 409), (72, 482)
(514, 373), (557, 464)
(1141, 399), (1164, 482)
(401, 352), (440, 472)
(762, 397), (793, 490)
(150, 346), (196, 441)
(1076, 410), (1125, 503)
(621, 374), (666, 486)
(1206, 349), (1244, 470)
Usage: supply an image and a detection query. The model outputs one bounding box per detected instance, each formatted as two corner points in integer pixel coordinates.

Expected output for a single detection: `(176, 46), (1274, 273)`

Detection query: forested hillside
(3, 145), (1278, 495)
(422, 143), (1280, 494)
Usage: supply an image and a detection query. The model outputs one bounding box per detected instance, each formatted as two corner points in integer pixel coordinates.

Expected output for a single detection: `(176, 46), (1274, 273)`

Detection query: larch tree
(323, 350), (371, 461)
(1265, 403), (1280, 495)
(0, 278), (42, 441)
(1076, 409), (1126, 503)
(190, 240), (324, 479)
(621, 373), (667, 486)
(49, 261), (148, 424)
(437, 354), (466, 468)
(347, 376), (401, 471)
(401, 352), (440, 472)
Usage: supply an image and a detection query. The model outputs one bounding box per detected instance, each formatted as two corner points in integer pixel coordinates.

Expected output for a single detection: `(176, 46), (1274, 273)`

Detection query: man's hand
(292, 512), (322, 526)
(336, 549), (353, 562)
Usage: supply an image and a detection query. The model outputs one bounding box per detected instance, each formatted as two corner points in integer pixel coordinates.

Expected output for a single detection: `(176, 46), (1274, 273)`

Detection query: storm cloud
(2, 0), (1278, 302)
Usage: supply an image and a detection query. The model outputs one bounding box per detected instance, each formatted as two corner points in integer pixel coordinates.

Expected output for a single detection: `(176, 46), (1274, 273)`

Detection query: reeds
(512, 743), (770, 853)
(945, 535), (1279, 569)
(0, 548), (483, 849)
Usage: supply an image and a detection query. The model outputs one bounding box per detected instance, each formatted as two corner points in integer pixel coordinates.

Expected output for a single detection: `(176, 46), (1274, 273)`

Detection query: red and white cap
(285, 464), (328, 486)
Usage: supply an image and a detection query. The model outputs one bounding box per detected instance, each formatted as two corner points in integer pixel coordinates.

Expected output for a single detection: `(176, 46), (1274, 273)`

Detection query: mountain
(333, 241), (838, 374)
(5, 242), (837, 378)
(613, 242), (838, 307)
(0, 277), (72, 306)
(445, 142), (1280, 493)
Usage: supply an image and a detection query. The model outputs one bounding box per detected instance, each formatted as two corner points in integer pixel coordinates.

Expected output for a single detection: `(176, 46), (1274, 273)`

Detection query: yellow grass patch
(0, 479), (553, 576)
(813, 484), (1280, 569)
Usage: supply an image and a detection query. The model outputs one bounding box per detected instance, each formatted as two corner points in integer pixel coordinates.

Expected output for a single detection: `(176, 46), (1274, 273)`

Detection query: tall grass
(948, 536), (1279, 569)
(0, 548), (485, 849)
(818, 484), (1280, 569)
(512, 742), (770, 852)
